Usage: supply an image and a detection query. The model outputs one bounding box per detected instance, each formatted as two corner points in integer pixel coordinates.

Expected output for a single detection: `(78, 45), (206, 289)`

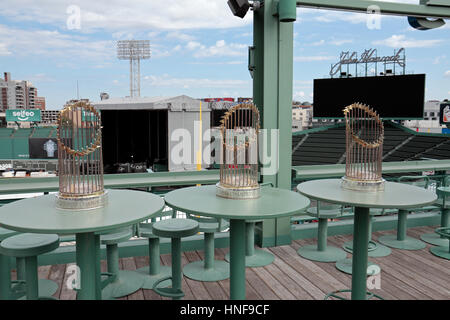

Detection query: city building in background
(202, 97), (234, 102)
(292, 103), (313, 132)
(0, 72), (37, 111)
(404, 100), (448, 133)
(35, 97), (46, 110)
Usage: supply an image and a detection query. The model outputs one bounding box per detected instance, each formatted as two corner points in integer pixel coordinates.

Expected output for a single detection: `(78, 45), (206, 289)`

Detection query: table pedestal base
(429, 245), (450, 260)
(102, 270), (144, 299)
(183, 260), (230, 282)
(136, 265), (172, 289)
(343, 240), (392, 258)
(324, 289), (383, 300)
(420, 233), (449, 247)
(37, 279), (58, 297)
(336, 258), (380, 275)
(225, 249), (275, 267)
(378, 235), (426, 250)
(298, 245), (347, 263)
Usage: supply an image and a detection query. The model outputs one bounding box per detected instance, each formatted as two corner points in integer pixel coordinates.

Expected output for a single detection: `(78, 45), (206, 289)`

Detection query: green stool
(421, 186), (450, 247)
(378, 176), (428, 251)
(297, 204), (347, 263)
(429, 227), (450, 260)
(135, 211), (176, 289)
(225, 220), (275, 267)
(183, 214), (229, 281)
(152, 218), (199, 300)
(0, 227), (19, 300)
(100, 227), (144, 299)
(0, 233), (59, 300)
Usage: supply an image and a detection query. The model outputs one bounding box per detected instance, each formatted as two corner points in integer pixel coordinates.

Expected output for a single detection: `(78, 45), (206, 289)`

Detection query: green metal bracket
(278, 0), (297, 22)
(248, 46), (255, 79)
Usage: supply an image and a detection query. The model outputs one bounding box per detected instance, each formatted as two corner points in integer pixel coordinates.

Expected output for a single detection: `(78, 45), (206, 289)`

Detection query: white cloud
(330, 39), (353, 46)
(433, 55), (446, 64)
(0, 43), (11, 55)
(186, 40), (247, 58)
(0, 0), (251, 31)
(311, 40), (325, 46)
(372, 35), (443, 48)
(143, 74), (250, 89)
(445, 71), (450, 77)
(294, 55), (335, 62)
(0, 24), (113, 61)
(166, 31), (196, 42)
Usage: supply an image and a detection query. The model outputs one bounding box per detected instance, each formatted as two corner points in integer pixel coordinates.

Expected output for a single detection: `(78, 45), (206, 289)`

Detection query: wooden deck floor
(30, 226), (450, 300)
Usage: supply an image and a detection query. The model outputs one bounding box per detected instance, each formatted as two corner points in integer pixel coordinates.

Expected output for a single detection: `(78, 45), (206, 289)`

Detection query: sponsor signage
(29, 138), (58, 159)
(440, 102), (450, 125)
(6, 109), (41, 122)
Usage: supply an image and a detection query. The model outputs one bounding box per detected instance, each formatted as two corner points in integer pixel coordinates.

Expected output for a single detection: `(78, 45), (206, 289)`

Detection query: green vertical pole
(351, 207), (370, 300)
(204, 232), (215, 270)
(317, 218), (328, 252)
(171, 238), (182, 301)
(255, 0), (295, 247)
(76, 232), (99, 300)
(94, 234), (101, 300)
(441, 209), (449, 239)
(397, 209), (408, 241)
(368, 216), (374, 242)
(24, 256), (39, 300)
(106, 244), (119, 275)
(149, 238), (160, 275)
(246, 222), (255, 256)
(16, 257), (26, 280)
(230, 219), (246, 300)
(0, 254), (11, 300)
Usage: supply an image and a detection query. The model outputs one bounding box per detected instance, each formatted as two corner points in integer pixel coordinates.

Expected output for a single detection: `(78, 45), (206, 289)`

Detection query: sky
(0, 0), (449, 110)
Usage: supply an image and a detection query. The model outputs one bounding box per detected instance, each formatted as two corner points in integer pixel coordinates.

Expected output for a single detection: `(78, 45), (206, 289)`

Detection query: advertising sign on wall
(29, 138), (58, 159)
(6, 109), (42, 122)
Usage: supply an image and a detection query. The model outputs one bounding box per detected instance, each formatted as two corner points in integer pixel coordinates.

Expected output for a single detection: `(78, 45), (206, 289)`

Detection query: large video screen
(313, 74), (425, 119)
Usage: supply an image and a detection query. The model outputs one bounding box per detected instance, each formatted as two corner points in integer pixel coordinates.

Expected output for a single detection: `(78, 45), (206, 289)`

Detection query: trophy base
(341, 177), (385, 192)
(55, 190), (108, 210)
(216, 183), (260, 199)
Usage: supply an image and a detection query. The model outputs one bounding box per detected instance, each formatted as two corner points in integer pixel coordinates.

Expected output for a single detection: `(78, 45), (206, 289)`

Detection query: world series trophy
(216, 103), (260, 199)
(341, 103), (385, 192)
(55, 101), (108, 210)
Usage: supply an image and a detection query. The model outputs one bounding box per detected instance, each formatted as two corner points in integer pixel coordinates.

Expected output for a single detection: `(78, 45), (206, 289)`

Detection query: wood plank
(60, 262), (77, 300)
(261, 257), (313, 299)
(134, 255), (162, 300)
(251, 265), (296, 300)
(286, 240), (348, 292)
(47, 263), (66, 299)
(245, 267), (279, 300)
(268, 246), (321, 300)
(183, 250), (213, 300)
(121, 257), (145, 300)
(323, 237), (401, 300)
(374, 230), (450, 276)
(372, 253), (449, 299)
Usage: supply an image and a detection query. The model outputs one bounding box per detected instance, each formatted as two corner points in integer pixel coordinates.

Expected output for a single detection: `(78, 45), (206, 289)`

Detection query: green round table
(164, 185), (310, 300)
(0, 189), (165, 300)
(297, 179), (437, 300)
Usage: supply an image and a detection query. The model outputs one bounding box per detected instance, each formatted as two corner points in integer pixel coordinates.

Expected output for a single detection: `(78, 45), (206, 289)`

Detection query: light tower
(117, 40), (151, 98)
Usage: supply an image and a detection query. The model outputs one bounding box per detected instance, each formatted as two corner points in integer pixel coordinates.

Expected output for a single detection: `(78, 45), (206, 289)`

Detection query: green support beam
(253, 0), (295, 246)
(297, 0), (450, 19)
